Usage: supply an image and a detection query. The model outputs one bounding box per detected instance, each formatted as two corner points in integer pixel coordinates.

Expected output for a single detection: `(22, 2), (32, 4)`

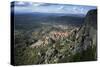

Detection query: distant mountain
(13, 12), (85, 25)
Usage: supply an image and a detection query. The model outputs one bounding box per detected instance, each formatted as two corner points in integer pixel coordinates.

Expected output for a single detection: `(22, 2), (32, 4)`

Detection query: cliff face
(72, 9), (97, 61)
(77, 9), (97, 50)
(85, 9), (97, 29)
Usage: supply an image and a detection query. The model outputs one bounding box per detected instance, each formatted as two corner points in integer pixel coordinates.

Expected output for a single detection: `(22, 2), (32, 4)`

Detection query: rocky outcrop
(71, 9), (97, 61)
(76, 9), (97, 50)
(29, 9), (97, 64)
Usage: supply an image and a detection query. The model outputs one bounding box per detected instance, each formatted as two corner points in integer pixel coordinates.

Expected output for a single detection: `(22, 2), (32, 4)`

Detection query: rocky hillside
(43, 9), (97, 62)
(77, 9), (97, 52)
(70, 9), (97, 61)
(31, 9), (97, 63)
(14, 9), (97, 65)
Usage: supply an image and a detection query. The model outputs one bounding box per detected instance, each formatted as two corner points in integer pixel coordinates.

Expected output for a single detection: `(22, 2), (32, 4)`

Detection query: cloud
(14, 1), (34, 7)
(72, 7), (87, 14)
(72, 7), (84, 14)
(16, 1), (25, 5)
(57, 6), (64, 10)
(32, 3), (45, 7)
(14, 1), (27, 6)
(80, 8), (84, 13)
(12, 1), (97, 14)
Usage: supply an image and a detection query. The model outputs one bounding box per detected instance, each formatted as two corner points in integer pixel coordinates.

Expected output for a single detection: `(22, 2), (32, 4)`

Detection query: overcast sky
(11, 1), (97, 15)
